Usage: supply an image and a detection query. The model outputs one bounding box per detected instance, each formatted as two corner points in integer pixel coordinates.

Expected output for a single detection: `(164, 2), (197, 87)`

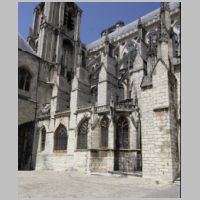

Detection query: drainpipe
(31, 57), (41, 170)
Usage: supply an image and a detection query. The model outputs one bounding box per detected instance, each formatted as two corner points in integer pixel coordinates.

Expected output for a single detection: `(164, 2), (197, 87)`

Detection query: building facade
(18, 2), (181, 183)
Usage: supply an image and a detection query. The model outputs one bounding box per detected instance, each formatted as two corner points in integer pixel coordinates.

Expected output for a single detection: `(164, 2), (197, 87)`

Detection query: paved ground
(18, 171), (180, 198)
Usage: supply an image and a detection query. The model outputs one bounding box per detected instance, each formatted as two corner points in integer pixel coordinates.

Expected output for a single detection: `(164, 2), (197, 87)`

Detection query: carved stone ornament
(40, 103), (50, 115)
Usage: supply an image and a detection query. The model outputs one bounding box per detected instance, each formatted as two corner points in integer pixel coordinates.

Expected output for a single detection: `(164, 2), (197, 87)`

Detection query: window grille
(116, 117), (129, 149)
(54, 125), (67, 151)
(77, 119), (88, 149)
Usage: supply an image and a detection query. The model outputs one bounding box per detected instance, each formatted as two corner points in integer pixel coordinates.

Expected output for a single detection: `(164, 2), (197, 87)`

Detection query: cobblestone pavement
(18, 171), (180, 198)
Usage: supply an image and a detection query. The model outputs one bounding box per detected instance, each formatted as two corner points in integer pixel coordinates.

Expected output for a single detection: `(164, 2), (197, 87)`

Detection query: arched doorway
(18, 122), (35, 170)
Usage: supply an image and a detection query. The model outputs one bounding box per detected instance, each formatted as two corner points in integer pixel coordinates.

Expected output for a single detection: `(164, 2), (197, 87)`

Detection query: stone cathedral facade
(18, 2), (181, 183)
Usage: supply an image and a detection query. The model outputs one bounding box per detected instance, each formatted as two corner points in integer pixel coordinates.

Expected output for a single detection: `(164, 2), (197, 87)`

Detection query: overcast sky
(18, 2), (160, 45)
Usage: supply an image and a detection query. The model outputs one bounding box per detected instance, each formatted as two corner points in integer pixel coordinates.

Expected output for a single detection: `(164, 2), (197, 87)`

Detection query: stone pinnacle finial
(104, 30), (109, 43)
(160, 2), (170, 12)
(137, 17), (143, 29)
(159, 2), (171, 42)
(138, 18), (142, 25)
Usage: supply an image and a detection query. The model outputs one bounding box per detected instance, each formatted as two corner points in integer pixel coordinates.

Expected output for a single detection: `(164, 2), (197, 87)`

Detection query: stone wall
(141, 60), (179, 182)
(18, 99), (36, 125)
(90, 150), (114, 172)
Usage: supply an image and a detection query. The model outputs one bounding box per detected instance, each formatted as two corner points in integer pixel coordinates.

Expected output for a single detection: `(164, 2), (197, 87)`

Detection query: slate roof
(87, 2), (179, 50)
(18, 33), (37, 56)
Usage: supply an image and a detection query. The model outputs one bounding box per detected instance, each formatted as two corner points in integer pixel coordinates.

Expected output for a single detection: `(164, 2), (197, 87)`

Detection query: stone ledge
(37, 114), (50, 120)
(153, 106), (169, 112)
(55, 110), (70, 117)
(75, 149), (89, 152)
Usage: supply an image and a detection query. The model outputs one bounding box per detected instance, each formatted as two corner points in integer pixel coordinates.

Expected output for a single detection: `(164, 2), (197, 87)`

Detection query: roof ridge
(18, 33), (37, 56)
(86, 2), (179, 50)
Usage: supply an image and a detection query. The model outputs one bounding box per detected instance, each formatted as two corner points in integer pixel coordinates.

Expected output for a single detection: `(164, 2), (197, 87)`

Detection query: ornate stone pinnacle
(104, 31), (109, 44)
(137, 17), (143, 29)
(160, 2), (170, 12)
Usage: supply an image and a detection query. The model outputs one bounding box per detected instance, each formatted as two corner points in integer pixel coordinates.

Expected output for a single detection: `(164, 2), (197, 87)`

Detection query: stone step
(90, 171), (142, 177)
(108, 171), (142, 177)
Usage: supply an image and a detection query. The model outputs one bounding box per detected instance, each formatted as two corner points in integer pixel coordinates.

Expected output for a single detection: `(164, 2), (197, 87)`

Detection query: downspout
(31, 57), (41, 170)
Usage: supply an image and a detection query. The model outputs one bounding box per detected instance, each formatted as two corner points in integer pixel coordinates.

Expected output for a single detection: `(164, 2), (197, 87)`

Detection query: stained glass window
(54, 125), (68, 151)
(77, 119), (88, 149)
(116, 117), (129, 149)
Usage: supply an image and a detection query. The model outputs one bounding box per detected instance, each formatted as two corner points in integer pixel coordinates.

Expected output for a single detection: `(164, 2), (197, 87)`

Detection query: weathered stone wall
(115, 151), (138, 172)
(141, 60), (179, 182)
(35, 116), (71, 170)
(18, 51), (39, 101)
(18, 51), (40, 126)
(90, 150), (114, 172)
(18, 99), (36, 125)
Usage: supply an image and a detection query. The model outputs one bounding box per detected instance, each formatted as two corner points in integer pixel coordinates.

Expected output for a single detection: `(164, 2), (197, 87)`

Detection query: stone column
(108, 117), (115, 149)
(32, 8), (39, 37)
(74, 10), (81, 41)
(58, 2), (65, 26)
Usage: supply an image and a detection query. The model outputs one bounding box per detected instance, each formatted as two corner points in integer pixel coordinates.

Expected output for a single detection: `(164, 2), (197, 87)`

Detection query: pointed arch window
(116, 117), (129, 149)
(18, 68), (32, 91)
(41, 127), (46, 152)
(77, 119), (88, 150)
(60, 39), (73, 78)
(54, 125), (68, 151)
(100, 116), (109, 148)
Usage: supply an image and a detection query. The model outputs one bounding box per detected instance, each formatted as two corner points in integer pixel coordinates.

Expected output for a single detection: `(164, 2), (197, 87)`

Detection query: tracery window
(100, 116), (109, 148)
(63, 5), (74, 30)
(77, 119), (88, 150)
(18, 68), (32, 91)
(60, 40), (73, 78)
(116, 117), (129, 149)
(40, 127), (46, 152)
(54, 125), (68, 151)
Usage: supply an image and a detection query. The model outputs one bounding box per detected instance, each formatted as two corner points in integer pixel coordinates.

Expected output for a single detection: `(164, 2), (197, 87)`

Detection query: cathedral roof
(87, 2), (179, 50)
(18, 33), (37, 56)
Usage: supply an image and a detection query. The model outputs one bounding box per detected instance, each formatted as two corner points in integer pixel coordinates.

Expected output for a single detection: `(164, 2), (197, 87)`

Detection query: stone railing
(115, 99), (135, 112)
(95, 105), (110, 113)
(55, 109), (70, 117)
(77, 103), (92, 111)
(37, 112), (50, 120)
